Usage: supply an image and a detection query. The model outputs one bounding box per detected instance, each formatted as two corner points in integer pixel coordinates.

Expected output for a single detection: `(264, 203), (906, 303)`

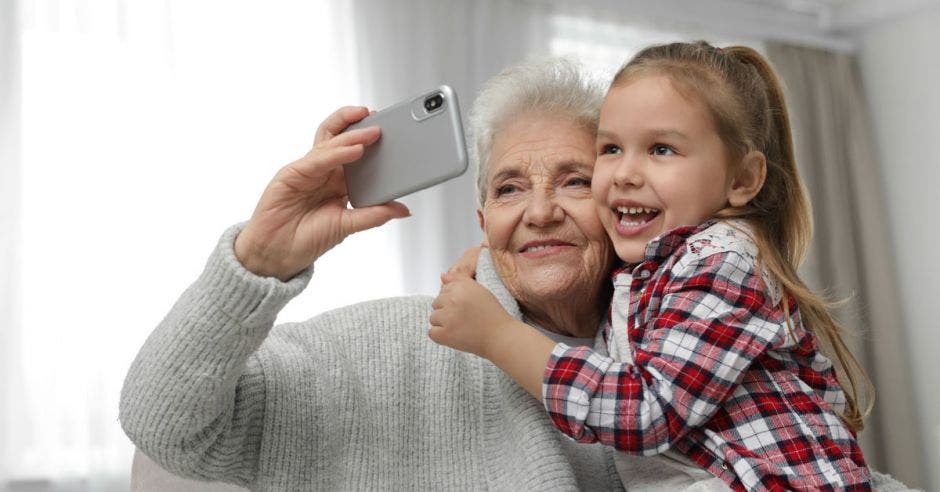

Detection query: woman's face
(479, 112), (613, 310)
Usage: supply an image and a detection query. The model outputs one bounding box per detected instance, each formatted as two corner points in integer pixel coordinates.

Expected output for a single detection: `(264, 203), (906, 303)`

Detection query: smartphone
(343, 85), (468, 208)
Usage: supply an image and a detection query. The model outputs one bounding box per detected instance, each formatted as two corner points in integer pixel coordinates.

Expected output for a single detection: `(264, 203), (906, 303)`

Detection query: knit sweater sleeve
(119, 224), (312, 486)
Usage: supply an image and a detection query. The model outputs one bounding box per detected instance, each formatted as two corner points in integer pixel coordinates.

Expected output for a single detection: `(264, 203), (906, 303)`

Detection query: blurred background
(1, 0), (937, 490)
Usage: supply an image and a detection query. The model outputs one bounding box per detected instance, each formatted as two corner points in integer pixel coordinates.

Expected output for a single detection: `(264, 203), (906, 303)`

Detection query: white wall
(854, 7), (940, 488)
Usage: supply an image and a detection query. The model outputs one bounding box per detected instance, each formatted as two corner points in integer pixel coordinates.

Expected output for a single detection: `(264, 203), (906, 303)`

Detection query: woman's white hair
(468, 57), (606, 206)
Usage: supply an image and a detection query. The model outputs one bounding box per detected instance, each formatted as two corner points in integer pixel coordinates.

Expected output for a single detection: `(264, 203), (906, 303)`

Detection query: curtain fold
(0, 0), (22, 483)
(351, 0), (556, 296)
(766, 42), (925, 487)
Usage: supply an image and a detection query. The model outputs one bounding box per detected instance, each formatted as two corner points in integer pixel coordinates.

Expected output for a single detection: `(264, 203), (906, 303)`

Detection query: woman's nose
(612, 155), (643, 188)
(523, 188), (564, 227)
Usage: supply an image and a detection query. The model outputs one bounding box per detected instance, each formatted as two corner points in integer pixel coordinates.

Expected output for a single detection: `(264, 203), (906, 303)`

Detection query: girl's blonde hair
(612, 41), (873, 432)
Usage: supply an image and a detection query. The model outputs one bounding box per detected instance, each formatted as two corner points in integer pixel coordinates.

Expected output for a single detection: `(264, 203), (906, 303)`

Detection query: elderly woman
(121, 59), (626, 490)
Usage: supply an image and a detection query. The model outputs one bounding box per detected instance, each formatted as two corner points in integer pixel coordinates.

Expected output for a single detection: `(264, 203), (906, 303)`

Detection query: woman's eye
(495, 184), (519, 196)
(651, 144), (676, 156)
(564, 177), (591, 187)
(599, 144), (622, 155)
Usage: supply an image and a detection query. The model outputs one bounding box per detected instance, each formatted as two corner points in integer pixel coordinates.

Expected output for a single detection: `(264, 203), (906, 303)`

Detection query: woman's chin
(511, 267), (597, 304)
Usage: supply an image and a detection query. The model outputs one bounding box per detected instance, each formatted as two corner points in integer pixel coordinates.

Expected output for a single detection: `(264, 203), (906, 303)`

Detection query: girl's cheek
(591, 169), (611, 202)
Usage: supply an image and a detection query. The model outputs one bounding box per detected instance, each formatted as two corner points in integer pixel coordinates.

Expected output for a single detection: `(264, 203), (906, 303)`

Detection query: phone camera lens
(424, 94), (444, 112)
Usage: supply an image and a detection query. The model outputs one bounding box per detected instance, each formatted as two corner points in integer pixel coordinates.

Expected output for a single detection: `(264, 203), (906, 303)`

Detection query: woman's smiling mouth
(518, 240), (576, 258)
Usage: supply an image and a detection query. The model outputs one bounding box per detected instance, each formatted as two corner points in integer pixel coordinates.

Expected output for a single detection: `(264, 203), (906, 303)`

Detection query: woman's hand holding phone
(234, 106), (411, 281)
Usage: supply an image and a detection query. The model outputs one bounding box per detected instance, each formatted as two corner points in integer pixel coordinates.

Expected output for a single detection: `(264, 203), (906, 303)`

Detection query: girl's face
(592, 75), (737, 263)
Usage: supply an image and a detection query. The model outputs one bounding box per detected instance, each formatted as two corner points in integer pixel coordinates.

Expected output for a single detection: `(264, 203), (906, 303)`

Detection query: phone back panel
(344, 85), (468, 208)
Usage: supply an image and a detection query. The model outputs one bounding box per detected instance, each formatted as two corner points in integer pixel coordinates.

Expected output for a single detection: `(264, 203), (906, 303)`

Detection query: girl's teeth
(616, 206), (659, 214)
(615, 206), (660, 226)
(619, 216), (646, 226)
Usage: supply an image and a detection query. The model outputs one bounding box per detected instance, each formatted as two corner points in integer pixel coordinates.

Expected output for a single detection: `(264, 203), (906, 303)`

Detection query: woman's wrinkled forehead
(485, 115), (595, 187)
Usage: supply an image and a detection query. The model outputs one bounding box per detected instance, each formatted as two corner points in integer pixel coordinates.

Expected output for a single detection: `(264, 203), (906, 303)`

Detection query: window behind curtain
(6, 0), (405, 488)
(549, 14), (755, 84)
(550, 14), (685, 81)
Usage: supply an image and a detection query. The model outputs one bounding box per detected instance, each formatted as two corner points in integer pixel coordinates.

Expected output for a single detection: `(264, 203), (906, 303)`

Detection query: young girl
(429, 42), (874, 491)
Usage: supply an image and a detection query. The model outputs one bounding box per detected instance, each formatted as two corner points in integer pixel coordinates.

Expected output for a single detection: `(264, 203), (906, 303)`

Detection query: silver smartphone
(343, 85), (468, 208)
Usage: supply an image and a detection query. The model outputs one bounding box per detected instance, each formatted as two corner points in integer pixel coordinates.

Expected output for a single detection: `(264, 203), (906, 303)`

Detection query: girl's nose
(612, 155), (644, 188)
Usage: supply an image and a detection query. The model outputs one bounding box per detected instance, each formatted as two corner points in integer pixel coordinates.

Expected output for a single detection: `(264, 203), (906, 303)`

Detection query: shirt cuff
(542, 343), (610, 443)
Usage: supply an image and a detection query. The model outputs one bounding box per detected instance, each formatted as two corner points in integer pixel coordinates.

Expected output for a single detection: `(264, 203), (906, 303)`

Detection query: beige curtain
(766, 42), (925, 487)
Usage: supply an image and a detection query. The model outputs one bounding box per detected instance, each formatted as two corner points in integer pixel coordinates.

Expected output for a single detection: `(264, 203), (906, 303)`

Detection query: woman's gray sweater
(119, 225), (624, 491)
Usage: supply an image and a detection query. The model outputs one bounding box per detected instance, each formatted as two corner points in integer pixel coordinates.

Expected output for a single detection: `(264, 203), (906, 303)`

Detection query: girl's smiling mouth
(612, 205), (661, 236)
(616, 206), (660, 226)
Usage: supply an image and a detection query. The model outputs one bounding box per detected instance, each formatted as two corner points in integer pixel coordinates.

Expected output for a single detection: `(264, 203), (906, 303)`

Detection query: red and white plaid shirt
(543, 220), (871, 491)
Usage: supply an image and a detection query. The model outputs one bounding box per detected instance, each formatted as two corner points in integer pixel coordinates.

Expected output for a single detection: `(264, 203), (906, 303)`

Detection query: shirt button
(638, 270), (651, 279)
(721, 463), (729, 470)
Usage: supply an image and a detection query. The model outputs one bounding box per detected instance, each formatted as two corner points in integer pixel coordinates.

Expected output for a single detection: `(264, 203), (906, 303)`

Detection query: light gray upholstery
(131, 449), (248, 492)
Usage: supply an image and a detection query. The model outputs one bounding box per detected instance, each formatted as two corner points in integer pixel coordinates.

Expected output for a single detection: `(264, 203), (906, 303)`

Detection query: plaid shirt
(543, 220), (871, 491)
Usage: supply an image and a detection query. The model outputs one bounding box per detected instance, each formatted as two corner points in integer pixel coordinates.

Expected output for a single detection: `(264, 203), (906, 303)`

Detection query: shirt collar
(612, 219), (719, 276)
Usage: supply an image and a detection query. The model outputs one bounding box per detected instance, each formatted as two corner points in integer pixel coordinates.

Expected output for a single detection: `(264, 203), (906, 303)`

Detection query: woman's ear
(727, 151), (767, 207)
(476, 209), (489, 247)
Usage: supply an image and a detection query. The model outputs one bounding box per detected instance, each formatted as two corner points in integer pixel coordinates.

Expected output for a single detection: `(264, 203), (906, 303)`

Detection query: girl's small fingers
(438, 282), (452, 295)
(427, 325), (445, 345)
(314, 106), (370, 144)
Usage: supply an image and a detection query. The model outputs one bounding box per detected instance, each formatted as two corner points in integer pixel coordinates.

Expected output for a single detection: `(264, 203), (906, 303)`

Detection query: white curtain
(1, 1), (389, 489)
(0, 0), (24, 486)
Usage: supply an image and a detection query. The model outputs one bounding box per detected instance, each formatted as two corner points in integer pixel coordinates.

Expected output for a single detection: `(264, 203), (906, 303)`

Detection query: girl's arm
(432, 250), (789, 455)
(542, 249), (788, 454)
(429, 272), (555, 399)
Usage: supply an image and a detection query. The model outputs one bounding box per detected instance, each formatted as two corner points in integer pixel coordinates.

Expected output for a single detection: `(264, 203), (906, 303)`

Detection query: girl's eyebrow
(597, 128), (690, 142)
(646, 128), (690, 142)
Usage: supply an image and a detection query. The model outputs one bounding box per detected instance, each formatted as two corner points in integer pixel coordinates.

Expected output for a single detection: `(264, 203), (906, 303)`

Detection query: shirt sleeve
(542, 249), (789, 455)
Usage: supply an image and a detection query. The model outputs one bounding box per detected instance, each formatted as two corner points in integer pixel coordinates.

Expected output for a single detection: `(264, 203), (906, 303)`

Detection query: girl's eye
(599, 144), (622, 155)
(651, 144), (676, 156)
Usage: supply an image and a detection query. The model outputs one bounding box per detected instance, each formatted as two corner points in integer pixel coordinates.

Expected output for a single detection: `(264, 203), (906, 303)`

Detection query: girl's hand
(445, 245), (483, 279)
(234, 106), (410, 281)
(429, 272), (515, 358)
